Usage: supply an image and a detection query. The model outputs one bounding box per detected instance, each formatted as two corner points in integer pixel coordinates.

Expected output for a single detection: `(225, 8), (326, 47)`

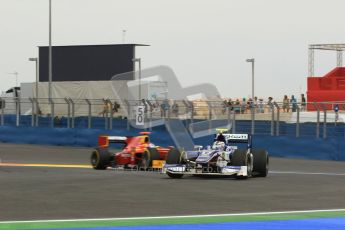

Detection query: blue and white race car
(163, 129), (269, 179)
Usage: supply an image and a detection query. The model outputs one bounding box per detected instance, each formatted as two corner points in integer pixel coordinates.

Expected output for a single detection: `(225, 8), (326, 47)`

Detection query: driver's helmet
(212, 141), (226, 150)
(148, 143), (155, 148)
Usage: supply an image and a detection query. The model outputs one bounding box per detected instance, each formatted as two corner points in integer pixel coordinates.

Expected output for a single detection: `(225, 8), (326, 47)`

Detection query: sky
(0, 0), (344, 101)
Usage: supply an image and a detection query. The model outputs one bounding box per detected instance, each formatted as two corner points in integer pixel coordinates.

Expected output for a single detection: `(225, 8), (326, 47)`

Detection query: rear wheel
(252, 149), (269, 177)
(91, 148), (112, 170)
(165, 149), (184, 179)
(231, 149), (252, 179)
(139, 148), (161, 170)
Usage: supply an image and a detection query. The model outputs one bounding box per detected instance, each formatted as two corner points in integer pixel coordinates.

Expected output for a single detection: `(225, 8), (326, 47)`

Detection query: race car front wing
(162, 164), (248, 176)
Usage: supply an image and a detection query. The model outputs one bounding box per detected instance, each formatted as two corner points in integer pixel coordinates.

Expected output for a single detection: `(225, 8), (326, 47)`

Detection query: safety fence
(0, 97), (344, 139)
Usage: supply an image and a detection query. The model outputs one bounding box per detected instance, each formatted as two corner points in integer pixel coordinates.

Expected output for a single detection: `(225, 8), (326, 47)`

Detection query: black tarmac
(0, 143), (345, 221)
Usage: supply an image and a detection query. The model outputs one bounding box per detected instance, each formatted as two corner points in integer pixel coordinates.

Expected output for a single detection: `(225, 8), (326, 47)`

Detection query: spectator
(227, 99), (233, 111)
(334, 104), (339, 123)
(258, 98), (264, 113)
(290, 95), (297, 112)
(172, 101), (179, 117)
(234, 99), (241, 113)
(99, 100), (111, 117)
(247, 98), (253, 113)
(301, 94), (306, 111)
(254, 96), (258, 113)
(141, 99), (148, 113)
(160, 99), (170, 117)
(112, 101), (121, 115)
(283, 95), (290, 112)
(146, 100), (154, 113)
(222, 100), (228, 114)
(54, 116), (62, 127)
(267, 97), (274, 112)
(241, 98), (247, 114)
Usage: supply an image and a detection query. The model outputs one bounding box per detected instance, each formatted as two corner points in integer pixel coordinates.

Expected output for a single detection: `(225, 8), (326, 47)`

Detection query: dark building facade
(39, 44), (147, 82)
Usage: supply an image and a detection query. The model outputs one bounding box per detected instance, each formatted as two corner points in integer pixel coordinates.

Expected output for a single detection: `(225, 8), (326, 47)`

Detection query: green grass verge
(1, 210), (345, 230)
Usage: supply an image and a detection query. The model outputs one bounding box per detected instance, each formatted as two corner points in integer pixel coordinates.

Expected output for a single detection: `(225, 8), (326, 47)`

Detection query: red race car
(91, 132), (172, 170)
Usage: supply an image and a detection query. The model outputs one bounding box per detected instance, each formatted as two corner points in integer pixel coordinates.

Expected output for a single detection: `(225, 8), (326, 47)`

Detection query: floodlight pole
(48, 0), (52, 101)
(246, 58), (255, 135)
(246, 58), (255, 100)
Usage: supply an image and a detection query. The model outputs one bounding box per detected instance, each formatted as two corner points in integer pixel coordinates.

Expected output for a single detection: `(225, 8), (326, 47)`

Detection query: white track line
(270, 171), (345, 176)
(1, 209), (345, 224)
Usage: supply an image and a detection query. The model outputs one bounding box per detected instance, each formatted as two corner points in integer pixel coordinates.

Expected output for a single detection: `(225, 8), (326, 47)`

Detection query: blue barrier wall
(0, 123), (344, 161)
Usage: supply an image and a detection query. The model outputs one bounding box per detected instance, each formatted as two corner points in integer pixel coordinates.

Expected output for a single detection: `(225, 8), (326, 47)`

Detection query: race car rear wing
(98, 135), (127, 147)
(225, 133), (252, 148)
(225, 134), (250, 143)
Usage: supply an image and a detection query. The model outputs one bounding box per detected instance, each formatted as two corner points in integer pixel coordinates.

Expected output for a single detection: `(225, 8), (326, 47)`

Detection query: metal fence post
(270, 104), (275, 136)
(29, 98), (34, 127)
(124, 100), (130, 130)
(64, 98), (71, 128)
(16, 97), (20, 127)
(182, 100), (191, 130)
(69, 98), (75, 128)
(103, 99), (108, 130)
(85, 99), (91, 129)
(148, 102), (153, 131)
(167, 106), (171, 121)
(318, 103), (327, 139)
(274, 102), (280, 136)
(342, 104), (345, 139)
(323, 106), (327, 139)
(50, 99), (54, 128)
(108, 100), (113, 130)
(296, 105), (300, 137)
(313, 103), (320, 138)
(190, 102), (194, 133)
(227, 106), (231, 129)
(35, 98), (39, 127)
(251, 105), (255, 135)
(1, 98), (4, 126)
(232, 111), (236, 134)
(208, 102), (212, 131)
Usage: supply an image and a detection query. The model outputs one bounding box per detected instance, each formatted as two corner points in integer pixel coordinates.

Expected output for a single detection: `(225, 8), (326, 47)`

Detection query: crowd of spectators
(100, 94), (308, 118)
(222, 94), (307, 114)
(99, 100), (121, 117)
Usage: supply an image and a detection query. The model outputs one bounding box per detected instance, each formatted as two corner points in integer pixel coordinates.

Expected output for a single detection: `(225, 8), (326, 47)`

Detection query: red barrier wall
(307, 67), (345, 110)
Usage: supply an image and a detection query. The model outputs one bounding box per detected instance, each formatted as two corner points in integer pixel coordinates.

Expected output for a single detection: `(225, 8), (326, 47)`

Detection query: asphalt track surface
(0, 143), (345, 221)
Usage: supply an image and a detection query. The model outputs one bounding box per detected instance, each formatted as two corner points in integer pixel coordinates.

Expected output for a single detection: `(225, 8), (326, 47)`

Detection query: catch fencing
(0, 97), (344, 139)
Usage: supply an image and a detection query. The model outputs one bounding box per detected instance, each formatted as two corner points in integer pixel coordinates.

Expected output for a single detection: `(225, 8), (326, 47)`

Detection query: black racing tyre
(91, 148), (111, 170)
(166, 149), (184, 179)
(231, 149), (252, 179)
(139, 148), (161, 170)
(166, 148), (182, 164)
(231, 149), (247, 166)
(167, 172), (184, 179)
(252, 149), (269, 177)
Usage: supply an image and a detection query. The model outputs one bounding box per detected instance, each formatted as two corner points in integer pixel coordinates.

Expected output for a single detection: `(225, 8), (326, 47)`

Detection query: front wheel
(165, 149), (184, 179)
(139, 148), (161, 170)
(167, 172), (184, 179)
(166, 148), (182, 164)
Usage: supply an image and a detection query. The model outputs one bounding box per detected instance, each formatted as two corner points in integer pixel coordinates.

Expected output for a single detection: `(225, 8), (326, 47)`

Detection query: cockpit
(211, 141), (226, 150)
